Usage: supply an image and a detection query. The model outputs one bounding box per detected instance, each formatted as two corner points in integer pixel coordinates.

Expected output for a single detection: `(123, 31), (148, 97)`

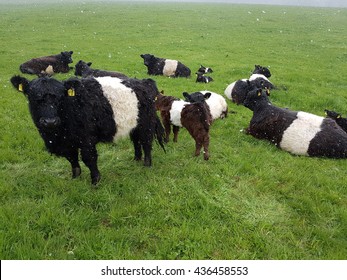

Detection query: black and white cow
(243, 88), (347, 158)
(10, 75), (165, 185)
(197, 65), (213, 74)
(183, 91), (228, 120)
(196, 72), (213, 83)
(225, 76), (273, 104)
(325, 109), (347, 133)
(20, 51), (74, 75)
(74, 60), (128, 79)
(252, 64), (271, 78)
(140, 54), (191, 78)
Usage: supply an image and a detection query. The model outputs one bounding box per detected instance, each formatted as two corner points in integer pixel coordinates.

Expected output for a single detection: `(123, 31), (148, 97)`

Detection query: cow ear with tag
(10, 75), (29, 95)
(64, 78), (80, 98)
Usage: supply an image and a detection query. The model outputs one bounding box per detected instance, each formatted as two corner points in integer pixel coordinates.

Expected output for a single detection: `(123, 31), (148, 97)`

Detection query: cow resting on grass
(140, 54), (191, 78)
(10, 75), (165, 185)
(243, 88), (347, 158)
(74, 60), (128, 79)
(20, 51), (74, 75)
(155, 91), (212, 160)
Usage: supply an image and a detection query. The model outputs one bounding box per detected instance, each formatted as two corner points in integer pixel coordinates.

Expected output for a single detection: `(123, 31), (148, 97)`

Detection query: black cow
(252, 64), (271, 78)
(20, 51), (74, 75)
(10, 75), (165, 185)
(140, 54), (191, 78)
(74, 60), (128, 79)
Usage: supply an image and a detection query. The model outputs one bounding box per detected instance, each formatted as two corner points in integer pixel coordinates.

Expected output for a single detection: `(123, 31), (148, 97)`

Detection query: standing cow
(140, 54), (191, 78)
(20, 51), (74, 75)
(10, 75), (165, 185)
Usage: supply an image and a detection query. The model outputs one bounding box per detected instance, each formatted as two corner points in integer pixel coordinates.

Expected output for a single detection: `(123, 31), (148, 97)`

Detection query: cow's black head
(197, 65), (213, 74)
(325, 109), (341, 120)
(253, 64), (271, 78)
(74, 60), (92, 76)
(11, 75), (70, 131)
(61, 51), (74, 64)
(140, 54), (155, 66)
(183, 91), (211, 103)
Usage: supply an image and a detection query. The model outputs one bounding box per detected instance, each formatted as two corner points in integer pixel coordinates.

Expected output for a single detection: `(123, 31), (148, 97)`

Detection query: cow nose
(39, 117), (61, 128)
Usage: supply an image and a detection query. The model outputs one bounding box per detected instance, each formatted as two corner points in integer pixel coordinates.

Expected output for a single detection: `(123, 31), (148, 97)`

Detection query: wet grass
(0, 2), (346, 260)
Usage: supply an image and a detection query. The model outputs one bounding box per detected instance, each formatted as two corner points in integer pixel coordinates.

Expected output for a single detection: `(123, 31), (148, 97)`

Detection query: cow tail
(154, 115), (166, 152)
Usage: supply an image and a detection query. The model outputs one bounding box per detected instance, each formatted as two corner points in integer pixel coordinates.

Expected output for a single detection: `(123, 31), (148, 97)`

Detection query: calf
(183, 91), (228, 120)
(243, 88), (347, 158)
(325, 109), (347, 133)
(74, 60), (128, 79)
(224, 77), (273, 104)
(196, 72), (213, 83)
(140, 54), (191, 78)
(252, 64), (271, 78)
(155, 91), (212, 160)
(11, 75), (165, 185)
(197, 65), (213, 74)
(20, 51), (74, 75)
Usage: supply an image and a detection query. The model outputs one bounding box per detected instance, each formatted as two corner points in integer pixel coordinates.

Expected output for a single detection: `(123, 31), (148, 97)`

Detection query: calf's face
(183, 91), (211, 103)
(11, 76), (67, 130)
(61, 51), (74, 64)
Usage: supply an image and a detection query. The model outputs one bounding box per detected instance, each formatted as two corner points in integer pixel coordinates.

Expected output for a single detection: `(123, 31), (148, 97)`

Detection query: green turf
(0, 1), (346, 260)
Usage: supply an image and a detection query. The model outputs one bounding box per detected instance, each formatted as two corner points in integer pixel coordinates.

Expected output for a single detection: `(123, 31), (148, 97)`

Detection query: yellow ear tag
(258, 92), (262, 96)
(68, 88), (75, 97)
(18, 83), (23, 92)
(337, 115), (341, 119)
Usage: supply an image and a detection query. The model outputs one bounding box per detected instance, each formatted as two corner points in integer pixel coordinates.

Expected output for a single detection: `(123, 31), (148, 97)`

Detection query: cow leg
(202, 134), (210, 160)
(80, 145), (100, 185)
(66, 149), (81, 178)
(141, 137), (153, 167)
(173, 125), (180, 142)
(130, 129), (142, 161)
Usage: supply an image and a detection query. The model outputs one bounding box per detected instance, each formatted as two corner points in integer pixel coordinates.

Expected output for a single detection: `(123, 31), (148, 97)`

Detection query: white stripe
(170, 100), (189, 127)
(224, 79), (247, 100)
(200, 91), (228, 120)
(280, 111), (323, 155)
(162, 59), (178, 76)
(249, 73), (270, 82)
(95, 77), (139, 141)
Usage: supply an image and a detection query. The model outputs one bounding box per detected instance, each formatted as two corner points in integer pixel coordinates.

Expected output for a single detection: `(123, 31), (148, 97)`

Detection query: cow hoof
(72, 167), (81, 178)
(91, 174), (101, 185)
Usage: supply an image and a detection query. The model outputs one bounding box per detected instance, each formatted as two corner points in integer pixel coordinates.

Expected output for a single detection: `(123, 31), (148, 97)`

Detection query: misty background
(0, 0), (346, 8)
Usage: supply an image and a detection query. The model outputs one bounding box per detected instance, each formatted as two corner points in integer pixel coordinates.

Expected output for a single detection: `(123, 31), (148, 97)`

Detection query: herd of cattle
(10, 51), (347, 185)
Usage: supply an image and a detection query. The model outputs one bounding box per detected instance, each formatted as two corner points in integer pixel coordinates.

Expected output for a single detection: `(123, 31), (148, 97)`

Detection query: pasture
(0, 1), (346, 260)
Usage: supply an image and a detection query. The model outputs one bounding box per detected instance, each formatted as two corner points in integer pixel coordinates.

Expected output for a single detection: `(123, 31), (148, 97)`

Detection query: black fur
(195, 73), (213, 83)
(252, 64), (271, 78)
(74, 60), (128, 79)
(325, 109), (347, 133)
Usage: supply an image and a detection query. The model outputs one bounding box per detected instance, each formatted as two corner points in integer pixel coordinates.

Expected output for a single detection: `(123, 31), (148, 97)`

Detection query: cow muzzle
(39, 117), (61, 129)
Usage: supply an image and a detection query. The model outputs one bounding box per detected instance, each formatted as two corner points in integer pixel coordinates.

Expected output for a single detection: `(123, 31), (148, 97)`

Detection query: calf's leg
(66, 149), (81, 178)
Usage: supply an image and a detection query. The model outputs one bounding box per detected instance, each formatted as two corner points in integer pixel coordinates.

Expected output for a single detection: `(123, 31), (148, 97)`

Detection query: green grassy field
(0, 1), (346, 260)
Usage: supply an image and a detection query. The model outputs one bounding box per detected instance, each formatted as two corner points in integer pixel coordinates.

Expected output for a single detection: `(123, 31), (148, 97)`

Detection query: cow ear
(87, 62), (92, 66)
(337, 114), (341, 119)
(63, 78), (80, 97)
(10, 75), (29, 95)
(257, 89), (262, 96)
(204, 92), (212, 99)
(182, 92), (190, 101)
(69, 51), (73, 55)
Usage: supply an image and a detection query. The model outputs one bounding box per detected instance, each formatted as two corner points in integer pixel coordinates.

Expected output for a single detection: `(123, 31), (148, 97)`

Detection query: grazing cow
(252, 64), (271, 78)
(155, 91), (212, 160)
(225, 77), (273, 104)
(183, 91), (228, 120)
(325, 109), (347, 133)
(140, 54), (191, 78)
(74, 60), (128, 79)
(197, 65), (213, 74)
(195, 72), (213, 83)
(10, 75), (165, 185)
(20, 51), (74, 75)
(243, 88), (347, 158)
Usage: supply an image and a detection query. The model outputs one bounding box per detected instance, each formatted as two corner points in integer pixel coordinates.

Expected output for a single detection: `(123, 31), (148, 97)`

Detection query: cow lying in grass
(11, 75), (165, 185)
(243, 88), (347, 158)
(197, 65), (213, 74)
(183, 91), (228, 120)
(20, 51), (74, 75)
(74, 60), (128, 79)
(155, 91), (212, 160)
(252, 64), (271, 78)
(195, 72), (213, 83)
(140, 53), (191, 78)
(325, 109), (347, 133)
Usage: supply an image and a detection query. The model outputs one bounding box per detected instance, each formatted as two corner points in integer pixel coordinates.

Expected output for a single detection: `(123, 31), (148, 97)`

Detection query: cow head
(61, 51), (74, 64)
(325, 109), (341, 120)
(11, 75), (70, 131)
(253, 64), (271, 78)
(183, 91), (211, 103)
(197, 65), (213, 74)
(140, 54), (155, 66)
(74, 60), (92, 76)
